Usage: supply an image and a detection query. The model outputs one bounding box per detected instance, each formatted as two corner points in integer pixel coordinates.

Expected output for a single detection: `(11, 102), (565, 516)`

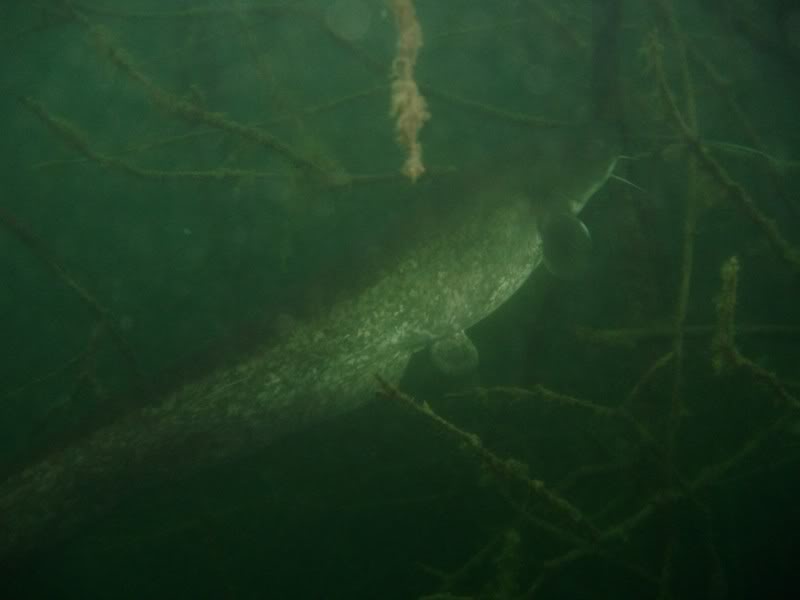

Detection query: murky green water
(2, 1), (799, 598)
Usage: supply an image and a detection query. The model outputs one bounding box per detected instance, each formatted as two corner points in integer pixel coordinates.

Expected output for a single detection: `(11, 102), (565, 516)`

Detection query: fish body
(0, 125), (618, 560)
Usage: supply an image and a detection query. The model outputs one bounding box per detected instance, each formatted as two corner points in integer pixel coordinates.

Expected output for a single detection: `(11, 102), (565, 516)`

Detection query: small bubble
(325, 0), (372, 42)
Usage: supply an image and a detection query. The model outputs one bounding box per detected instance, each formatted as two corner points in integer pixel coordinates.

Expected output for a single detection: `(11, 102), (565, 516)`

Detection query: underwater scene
(1, 1), (799, 598)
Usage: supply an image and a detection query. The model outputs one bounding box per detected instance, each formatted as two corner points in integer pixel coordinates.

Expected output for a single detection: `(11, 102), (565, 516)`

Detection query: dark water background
(1, 1), (799, 598)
